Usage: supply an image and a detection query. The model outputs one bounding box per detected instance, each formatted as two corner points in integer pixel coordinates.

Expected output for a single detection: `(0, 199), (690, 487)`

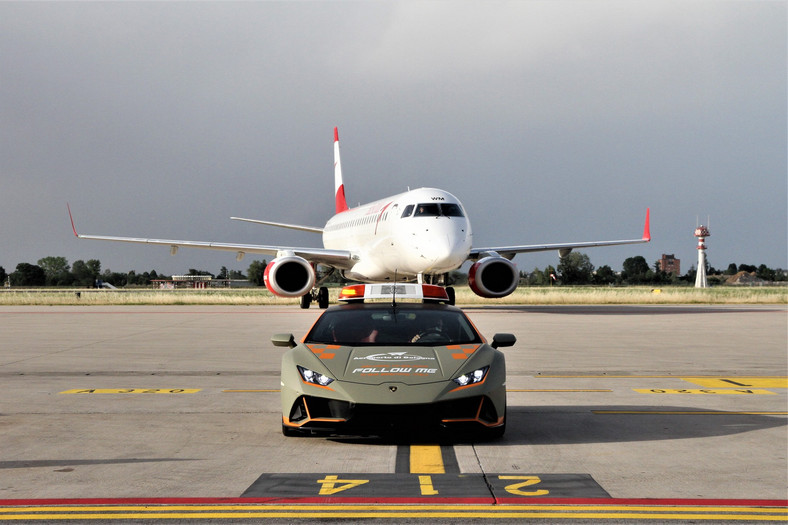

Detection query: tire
(318, 287), (329, 309)
(486, 419), (506, 440)
(299, 294), (311, 309)
(485, 407), (507, 440)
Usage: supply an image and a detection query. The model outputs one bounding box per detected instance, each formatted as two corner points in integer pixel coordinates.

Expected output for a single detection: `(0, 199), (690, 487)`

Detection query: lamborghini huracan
(273, 284), (515, 438)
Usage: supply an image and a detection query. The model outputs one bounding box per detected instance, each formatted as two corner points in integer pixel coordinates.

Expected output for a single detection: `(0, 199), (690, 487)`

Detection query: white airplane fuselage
(323, 187), (472, 282)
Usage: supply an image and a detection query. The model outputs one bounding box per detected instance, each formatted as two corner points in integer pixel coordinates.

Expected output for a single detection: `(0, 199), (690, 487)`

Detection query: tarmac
(0, 304), (785, 521)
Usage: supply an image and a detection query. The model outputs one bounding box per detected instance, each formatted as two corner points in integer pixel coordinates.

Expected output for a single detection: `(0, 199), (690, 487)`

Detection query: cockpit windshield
(414, 204), (441, 217)
(439, 203), (465, 217)
(408, 203), (465, 218)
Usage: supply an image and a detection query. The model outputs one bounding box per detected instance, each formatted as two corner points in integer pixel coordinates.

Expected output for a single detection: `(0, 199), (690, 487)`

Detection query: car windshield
(305, 304), (483, 346)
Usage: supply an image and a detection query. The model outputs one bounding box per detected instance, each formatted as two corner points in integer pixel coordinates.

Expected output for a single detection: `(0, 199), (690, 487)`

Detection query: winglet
(334, 127), (349, 214)
(67, 203), (79, 237)
(642, 208), (651, 242)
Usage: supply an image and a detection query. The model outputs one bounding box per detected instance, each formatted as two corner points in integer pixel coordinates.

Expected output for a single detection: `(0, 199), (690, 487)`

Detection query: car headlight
(453, 365), (489, 387)
(297, 365), (334, 386)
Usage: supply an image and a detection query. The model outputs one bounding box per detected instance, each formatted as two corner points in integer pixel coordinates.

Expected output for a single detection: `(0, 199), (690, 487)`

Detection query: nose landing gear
(419, 272), (456, 305)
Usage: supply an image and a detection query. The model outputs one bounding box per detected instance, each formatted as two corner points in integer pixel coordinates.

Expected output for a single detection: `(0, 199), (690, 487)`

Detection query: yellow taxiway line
(0, 504), (784, 521)
(409, 445), (445, 474)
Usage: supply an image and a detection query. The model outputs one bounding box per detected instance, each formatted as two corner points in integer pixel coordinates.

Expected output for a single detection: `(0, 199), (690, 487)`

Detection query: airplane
(69, 127), (650, 308)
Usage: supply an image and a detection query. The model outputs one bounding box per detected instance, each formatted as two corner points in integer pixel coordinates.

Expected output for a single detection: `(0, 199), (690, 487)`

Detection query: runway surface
(0, 304), (785, 522)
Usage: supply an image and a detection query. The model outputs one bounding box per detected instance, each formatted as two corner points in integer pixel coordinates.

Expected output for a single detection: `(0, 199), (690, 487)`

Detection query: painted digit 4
(316, 475), (370, 495)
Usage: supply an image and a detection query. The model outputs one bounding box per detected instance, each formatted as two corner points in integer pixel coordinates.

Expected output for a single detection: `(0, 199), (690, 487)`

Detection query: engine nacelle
(264, 256), (316, 297)
(468, 256), (519, 298)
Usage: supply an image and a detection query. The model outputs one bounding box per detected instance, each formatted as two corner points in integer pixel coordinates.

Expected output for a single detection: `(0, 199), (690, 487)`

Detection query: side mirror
(491, 333), (516, 349)
(271, 333), (296, 348)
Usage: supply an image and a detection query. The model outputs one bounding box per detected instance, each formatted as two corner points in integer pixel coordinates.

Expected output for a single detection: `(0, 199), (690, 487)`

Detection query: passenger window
(401, 205), (414, 218)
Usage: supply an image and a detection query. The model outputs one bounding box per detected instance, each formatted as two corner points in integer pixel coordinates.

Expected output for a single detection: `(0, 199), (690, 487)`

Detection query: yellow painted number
(316, 475), (369, 495)
(418, 475), (439, 495)
(499, 475), (550, 496)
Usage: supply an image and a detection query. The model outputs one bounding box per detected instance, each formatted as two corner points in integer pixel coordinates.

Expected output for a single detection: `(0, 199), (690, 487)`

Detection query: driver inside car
(410, 316), (445, 343)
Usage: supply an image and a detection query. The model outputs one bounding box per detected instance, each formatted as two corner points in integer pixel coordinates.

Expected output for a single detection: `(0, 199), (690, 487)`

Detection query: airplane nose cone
(420, 223), (469, 271)
(401, 216), (471, 275)
(421, 235), (452, 263)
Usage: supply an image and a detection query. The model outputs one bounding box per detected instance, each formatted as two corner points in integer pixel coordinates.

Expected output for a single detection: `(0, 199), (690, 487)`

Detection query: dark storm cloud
(1, 1), (785, 277)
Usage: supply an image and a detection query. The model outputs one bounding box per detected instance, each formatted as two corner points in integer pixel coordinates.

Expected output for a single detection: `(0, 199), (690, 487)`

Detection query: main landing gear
(300, 286), (329, 310)
(300, 266), (335, 309)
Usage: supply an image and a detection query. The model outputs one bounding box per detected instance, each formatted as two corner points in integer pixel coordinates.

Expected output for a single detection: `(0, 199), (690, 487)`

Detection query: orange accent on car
(451, 344), (479, 359)
(283, 397), (348, 428)
(440, 398), (504, 428)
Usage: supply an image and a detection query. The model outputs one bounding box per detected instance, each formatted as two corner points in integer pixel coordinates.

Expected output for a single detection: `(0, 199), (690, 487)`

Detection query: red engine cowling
(468, 256), (519, 298)
(263, 256), (316, 297)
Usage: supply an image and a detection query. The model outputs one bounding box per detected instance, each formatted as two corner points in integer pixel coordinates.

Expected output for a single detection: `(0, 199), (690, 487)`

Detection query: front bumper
(282, 390), (505, 436)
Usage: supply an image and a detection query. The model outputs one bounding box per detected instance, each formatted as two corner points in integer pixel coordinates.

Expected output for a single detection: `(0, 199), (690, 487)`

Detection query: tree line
(1, 257), (169, 287)
(522, 253), (786, 286)
(2, 254), (785, 288)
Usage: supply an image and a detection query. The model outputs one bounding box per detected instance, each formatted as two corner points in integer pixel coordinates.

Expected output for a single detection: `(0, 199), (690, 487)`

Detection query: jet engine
(468, 256), (519, 298)
(264, 256), (316, 297)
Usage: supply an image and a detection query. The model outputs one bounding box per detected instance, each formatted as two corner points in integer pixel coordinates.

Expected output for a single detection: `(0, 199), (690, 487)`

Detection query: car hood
(305, 344), (483, 385)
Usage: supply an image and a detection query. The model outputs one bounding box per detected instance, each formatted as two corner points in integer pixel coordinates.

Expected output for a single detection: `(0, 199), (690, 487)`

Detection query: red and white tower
(694, 224), (710, 288)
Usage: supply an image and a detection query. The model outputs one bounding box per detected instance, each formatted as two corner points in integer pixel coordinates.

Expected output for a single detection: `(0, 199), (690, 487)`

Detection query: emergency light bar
(338, 284), (449, 303)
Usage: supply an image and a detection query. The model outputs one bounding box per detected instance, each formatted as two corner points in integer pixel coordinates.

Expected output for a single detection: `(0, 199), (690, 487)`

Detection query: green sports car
(272, 284), (515, 438)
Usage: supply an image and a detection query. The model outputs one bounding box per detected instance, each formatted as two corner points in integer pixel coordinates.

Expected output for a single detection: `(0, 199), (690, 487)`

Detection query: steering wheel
(412, 329), (450, 343)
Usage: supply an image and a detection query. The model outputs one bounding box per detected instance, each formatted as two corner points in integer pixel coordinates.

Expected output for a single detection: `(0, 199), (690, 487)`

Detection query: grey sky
(1, 1), (785, 277)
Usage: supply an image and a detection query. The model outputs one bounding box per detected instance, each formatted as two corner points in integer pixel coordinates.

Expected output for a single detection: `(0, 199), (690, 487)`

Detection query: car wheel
(486, 419), (506, 440)
(472, 410), (506, 441)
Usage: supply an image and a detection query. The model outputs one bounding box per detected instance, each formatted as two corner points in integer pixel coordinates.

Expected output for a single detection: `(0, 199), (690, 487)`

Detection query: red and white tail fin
(334, 127), (349, 213)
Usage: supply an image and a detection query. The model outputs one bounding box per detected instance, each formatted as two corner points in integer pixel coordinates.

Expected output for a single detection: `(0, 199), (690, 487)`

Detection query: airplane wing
(68, 206), (352, 268)
(230, 217), (324, 234)
(469, 208), (650, 260)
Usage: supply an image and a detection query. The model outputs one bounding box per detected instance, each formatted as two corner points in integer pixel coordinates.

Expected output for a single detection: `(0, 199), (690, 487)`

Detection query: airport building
(152, 275), (212, 289)
(659, 254), (681, 275)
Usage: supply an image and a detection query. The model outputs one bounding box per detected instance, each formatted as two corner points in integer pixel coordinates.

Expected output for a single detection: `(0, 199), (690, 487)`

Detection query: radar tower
(694, 221), (710, 288)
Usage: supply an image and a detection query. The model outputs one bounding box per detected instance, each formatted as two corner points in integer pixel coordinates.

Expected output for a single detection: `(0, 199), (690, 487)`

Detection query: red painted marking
(373, 201), (392, 235)
(0, 497), (785, 506)
(67, 203), (78, 236)
(0, 310), (306, 316)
